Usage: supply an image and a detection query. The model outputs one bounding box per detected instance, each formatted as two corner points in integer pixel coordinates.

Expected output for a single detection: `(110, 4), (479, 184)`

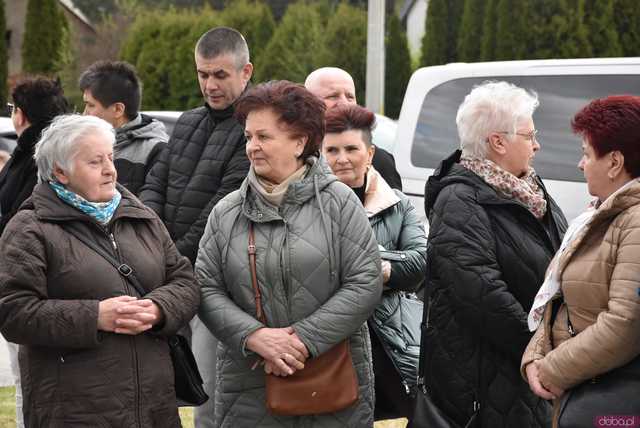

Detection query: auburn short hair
(324, 105), (376, 147)
(572, 95), (640, 178)
(235, 81), (326, 161)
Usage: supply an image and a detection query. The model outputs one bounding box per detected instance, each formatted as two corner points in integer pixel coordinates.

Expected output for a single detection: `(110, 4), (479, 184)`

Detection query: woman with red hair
(523, 95), (640, 425)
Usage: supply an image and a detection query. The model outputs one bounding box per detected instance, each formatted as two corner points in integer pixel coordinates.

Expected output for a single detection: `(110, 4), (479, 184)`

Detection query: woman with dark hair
(323, 104), (426, 420)
(196, 80), (382, 427)
(523, 95), (640, 425)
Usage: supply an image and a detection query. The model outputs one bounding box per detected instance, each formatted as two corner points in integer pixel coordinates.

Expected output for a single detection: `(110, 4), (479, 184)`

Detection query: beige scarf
(248, 164), (309, 207)
(460, 156), (547, 219)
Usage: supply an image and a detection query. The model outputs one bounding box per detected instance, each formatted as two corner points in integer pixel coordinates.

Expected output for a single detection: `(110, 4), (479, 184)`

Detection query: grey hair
(456, 81), (539, 159)
(34, 114), (115, 182)
(195, 27), (250, 69)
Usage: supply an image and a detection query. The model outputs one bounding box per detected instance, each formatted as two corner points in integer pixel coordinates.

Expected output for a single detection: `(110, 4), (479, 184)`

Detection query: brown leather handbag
(248, 223), (359, 416)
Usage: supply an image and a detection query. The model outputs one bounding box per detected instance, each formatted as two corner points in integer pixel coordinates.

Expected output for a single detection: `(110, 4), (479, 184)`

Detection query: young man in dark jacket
(79, 60), (168, 195)
(140, 26), (253, 428)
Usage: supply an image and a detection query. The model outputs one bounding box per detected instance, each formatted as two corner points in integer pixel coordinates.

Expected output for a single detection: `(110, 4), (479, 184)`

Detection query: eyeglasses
(497, 129), (539, 143)
(6, 102), (15, 116)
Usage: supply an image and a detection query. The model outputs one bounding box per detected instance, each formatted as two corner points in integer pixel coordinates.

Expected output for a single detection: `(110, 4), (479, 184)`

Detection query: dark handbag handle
(62, 223), (146, 297)
(248, 222), (267, 325)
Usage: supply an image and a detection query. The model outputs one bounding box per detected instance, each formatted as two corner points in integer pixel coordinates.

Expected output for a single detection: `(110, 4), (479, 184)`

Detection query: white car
(393, 57), (640, 224)
(0, 117), (17, 154)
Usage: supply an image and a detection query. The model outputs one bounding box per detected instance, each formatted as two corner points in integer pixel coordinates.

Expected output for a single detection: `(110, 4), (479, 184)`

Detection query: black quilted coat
(140, 104), (250, 264)
(422, 151), (567, 427)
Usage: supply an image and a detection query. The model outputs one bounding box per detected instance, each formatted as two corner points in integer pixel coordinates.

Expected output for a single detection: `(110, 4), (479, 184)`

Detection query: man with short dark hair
(140, 26), (253, 428)
(79, 60), (168, 195)
(305, 67), (403, 190)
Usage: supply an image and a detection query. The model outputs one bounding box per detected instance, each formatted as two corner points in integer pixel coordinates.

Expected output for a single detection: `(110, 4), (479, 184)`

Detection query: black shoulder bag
(557, 305), (640, 427)
(62, 223), (209, 407)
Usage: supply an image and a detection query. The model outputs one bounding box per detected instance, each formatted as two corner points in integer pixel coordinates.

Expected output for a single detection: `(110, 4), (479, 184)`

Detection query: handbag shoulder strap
(61, 222), (146, 297)
(248, 223), (266, 324)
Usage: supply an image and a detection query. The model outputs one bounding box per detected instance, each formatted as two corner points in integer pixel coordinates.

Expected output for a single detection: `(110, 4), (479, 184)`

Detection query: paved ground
(0, 335), (14, 386)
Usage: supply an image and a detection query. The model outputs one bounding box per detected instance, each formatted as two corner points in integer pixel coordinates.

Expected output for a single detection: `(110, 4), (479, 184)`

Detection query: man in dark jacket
(140, 26), (252, 428)
(305, 67), (403, 190)
(0, 78), (69, 237)
(79, 60), (169, 195)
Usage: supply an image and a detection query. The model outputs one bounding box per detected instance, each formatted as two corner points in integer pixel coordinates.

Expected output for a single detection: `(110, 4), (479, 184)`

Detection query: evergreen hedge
(255, 2), (324, 84)
(22, 0), (69, 75)
(385, 13), (411, 119)
(317, 3), (367, 102)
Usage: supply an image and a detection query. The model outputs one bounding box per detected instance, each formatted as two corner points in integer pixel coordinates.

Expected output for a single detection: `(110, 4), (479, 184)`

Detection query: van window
(411, 75), (640, 182)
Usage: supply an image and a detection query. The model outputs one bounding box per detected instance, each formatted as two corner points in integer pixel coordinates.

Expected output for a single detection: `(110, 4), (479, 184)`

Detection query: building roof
(58, 0), (95, 32)
(399, 0), (417, 22)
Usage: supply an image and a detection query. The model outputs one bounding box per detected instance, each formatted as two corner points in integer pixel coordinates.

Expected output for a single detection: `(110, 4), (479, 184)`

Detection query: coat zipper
(107, 229), (142, 428)
(279, 218), (292, 324)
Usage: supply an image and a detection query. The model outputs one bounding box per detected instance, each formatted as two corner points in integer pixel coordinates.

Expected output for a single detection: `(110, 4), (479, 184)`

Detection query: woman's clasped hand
(246, 327), (309, 376)
(97, 295), (165, 335)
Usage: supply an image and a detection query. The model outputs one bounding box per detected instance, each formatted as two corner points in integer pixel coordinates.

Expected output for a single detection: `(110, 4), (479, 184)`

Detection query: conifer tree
(494, 0), (527, 60)
(220, 0), (275, 65)
(458, 0), (486, 62)
(22, 0), (69, 74)
(420, 0), (463, 66)
(256, 2), (323, 83)
(420, 0), (448, 66)
(614, 0), (640, 56)
(584, 0), (621, 57)
(528, 0), (564, 59)
(317, 3), (367, 102)
(480, 0), (497, 60)
(385, 13), (412, 118)
(0, 0), (7, 104)
(556, 0), (592, 58)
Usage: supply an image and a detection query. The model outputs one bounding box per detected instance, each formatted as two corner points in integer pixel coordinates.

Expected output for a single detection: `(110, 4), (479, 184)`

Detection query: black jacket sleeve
(428, 183), (532, 361)
(174, 136), (250, 264)
(139, 144), (170, 219)
(372, 147), (402, 191)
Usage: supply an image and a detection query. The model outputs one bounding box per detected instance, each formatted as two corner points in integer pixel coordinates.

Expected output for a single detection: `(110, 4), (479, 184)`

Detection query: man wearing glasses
(0, 78), (69, 237)
(0, 78), (69, 428)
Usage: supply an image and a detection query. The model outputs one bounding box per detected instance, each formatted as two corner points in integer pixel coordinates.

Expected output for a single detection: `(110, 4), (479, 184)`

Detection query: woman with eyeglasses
(421, 81), (567, 427)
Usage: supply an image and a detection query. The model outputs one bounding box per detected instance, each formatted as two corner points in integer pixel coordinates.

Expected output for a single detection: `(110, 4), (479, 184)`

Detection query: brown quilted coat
(522, 179), (640, 424)
(0, 183), (199, 428)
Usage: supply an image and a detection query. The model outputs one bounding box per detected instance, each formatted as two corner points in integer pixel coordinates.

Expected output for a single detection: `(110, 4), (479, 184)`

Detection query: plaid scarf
(460, 156), (547, 219)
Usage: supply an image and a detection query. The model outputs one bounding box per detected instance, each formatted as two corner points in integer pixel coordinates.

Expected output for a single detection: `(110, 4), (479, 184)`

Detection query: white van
(394, 57), (640, 224)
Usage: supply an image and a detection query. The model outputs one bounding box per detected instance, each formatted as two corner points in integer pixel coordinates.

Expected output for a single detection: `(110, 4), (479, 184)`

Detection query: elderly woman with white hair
(420, 81), (567, 427)
(0, 114), (199, 428)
